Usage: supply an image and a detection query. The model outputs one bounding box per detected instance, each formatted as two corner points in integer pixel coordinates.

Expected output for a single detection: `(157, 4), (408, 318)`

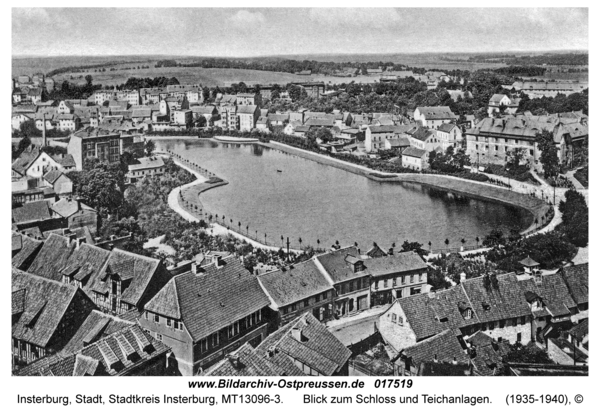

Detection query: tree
(536, 130), (560, 178)
(315, 127), (333, 144)
(15, 136), (32, 158)
(558, 189), (588, 247)
(85, 75), (93, 86)
(400, 240), (427, 256)
(144, 139), (156, 156)
(504, 343), (552, 364)
(483, 229), (505, 247)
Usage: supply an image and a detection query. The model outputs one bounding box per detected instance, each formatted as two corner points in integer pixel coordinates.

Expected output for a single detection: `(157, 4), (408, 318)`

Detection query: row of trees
(558, 189), (588, 247)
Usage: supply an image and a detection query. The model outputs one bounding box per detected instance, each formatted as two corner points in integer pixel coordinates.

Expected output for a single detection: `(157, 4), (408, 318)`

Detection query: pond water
(156, 139), (532, 251)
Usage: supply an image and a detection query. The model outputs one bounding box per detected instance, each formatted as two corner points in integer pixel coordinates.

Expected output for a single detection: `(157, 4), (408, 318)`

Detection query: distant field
(53, 66), (316, 87)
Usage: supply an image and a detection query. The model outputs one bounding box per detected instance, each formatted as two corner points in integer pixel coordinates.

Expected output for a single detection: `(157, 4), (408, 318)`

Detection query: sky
(12, 8), (588, 57)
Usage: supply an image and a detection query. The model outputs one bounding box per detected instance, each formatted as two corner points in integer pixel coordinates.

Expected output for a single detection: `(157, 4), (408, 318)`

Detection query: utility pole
(286, 237), (290, 261)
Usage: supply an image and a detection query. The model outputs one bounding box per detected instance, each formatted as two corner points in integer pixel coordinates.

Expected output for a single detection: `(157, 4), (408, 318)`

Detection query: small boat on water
(276, 169), (282, 173)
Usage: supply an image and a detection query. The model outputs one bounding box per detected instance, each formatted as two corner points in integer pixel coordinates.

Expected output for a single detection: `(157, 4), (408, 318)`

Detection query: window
(512, 318), (518, 326)
(521, 316), (527, 325)
(391, 313), (397, 323)
(398, 316), (404, 326)
(383, 279), (388, 288)
(489, 321), (495, 330)
(410, 275), (414, 283)
(304, 299), (309, 308)
(154, 313), (159, 323)
(167, 318), (172, 327)
(291, 303), (297, 312)
(499, 320), (505, 328)
(156, 333), (163, 341)
(517, 333), (522, 343)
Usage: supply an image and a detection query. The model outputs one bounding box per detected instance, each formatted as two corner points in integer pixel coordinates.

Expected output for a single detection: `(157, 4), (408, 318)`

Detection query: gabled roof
(89, 249), (165, 307)
(461, 273), (531, 324)
(408, 126), (435, 142)
(12, 200), (53, 225)
(12, 232), (43, 270)
(437, 123), (459, 133)
(204, 343), (289, 376)
(315, 246), (369, 284)
(12, 269), (80, 348)
(518, 273), (577, 317)
(256, 313), (351, 376)
(236, 105), (258, 115)
(416, 106), (457, 120)
(560, 264), (588, 305)
(27, 234), (76, 280)
(568, 319), (588, 342)
(258, 259), (332, 308)
(12, 147), (41, 176)
(61, 310), (135, 355)
(128, 156), (165, 172)
(17, 325), (168, 376)
(51, 198), (95, 218)
(402, 147), (428, 158)
(144, 255), (269, 341)
(43, 170), (64, 184)
(364, 251), (427, 277)
(402, 329), (468, 367)
(396, 284), (479, 341)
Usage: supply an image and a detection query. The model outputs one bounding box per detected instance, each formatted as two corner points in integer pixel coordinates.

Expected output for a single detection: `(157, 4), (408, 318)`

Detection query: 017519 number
(374, 379), (413, 389)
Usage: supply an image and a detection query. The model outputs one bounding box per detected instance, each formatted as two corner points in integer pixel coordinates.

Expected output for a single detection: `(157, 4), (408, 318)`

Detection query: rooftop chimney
(227, 354), (241, 369)
(291, 327), (303, 342)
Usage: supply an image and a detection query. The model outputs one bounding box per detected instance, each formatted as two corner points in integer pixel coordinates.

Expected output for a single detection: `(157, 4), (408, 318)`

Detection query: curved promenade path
(165, 156), (299, 253)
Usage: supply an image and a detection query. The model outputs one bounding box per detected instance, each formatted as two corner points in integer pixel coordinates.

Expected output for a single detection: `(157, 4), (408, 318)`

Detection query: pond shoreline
(154, 136), (551, 236)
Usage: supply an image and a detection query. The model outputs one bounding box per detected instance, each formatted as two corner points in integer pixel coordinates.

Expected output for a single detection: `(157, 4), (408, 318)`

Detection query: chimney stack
(291, 327), (302, 342)
(42, 113), (47, 147)
(227, 354), (240, 369)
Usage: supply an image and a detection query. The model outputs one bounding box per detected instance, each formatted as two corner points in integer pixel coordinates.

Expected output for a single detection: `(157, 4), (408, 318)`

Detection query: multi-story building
(236, 92), (262, 107)
(258, 258), (335, 326)
(314, 246), (371, 318)
(67, 127), (135, 170)
(126, 156), (165, 184)
(12, 269), (96, 370)
(488, 94), (520, 115)
(237, 105), (259, 131)
(365, 252), (428, 307)
(219, 105), (238, 130)
(140, 255), (272, 376)
(414, 106), (457, 128)
(435, 123), (463, 150)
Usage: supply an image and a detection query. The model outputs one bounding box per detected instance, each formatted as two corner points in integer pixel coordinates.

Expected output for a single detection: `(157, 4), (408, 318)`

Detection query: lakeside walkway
(166, 155), (300, 253)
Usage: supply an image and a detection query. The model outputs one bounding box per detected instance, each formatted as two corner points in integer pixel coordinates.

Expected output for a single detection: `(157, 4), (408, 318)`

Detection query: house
(256, 116), (270, 133)
(88, 248), (172, 315)
(12, 147), (71, 180)
(12, 269), (96, 370)
(237, 105), (260, 132)
(414, 107), (457, 128)
(203, 343), (293, 376)
(254, 313), (351, 376)
(43, 170), (73, 196)
(401, 147), (428, 171)
(560, 264), (588, 322)
(464, 117), (572, 171)
(17, 324), (171, 376)
(407, 126), (438, 151)
(67, 127), (134, 170)
(267, 113), (289, 126)
(315, 246), (371, 318)
(172, 109), (192, 126)
(11, 113), (33, 131)
(126, 156), (166, 184)
(236, 93), (262, 106)
(12, 232), (44, 271)
(364, 251), (428, 307)
(140, 255), (271, 376)
(217, 105), (238, 130)
(12, 200), (63, 233)
(367, 68), (383, 75)
(488, 94), (520, 115)
(510, 81), (588, 98)
(565, 319), (588, 354)
(257, 259), (335, 325)
(385, 137), (412, 151)
(51, 198), (98, 233)
(190, 105), (218, 125)
(395, 329), (470, 376)
(435, 123), (463, 150)
(365, 125), (403, 152)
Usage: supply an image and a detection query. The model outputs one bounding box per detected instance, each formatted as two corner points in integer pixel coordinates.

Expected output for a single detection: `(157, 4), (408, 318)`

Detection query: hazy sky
(12, 8), (588, 57)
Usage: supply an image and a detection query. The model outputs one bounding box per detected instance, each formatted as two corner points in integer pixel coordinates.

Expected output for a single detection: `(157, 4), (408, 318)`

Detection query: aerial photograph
(11, 7), (588, 377)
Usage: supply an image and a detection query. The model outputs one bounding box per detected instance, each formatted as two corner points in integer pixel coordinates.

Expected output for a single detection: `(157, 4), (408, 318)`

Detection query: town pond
(156, 139), (532, 251)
